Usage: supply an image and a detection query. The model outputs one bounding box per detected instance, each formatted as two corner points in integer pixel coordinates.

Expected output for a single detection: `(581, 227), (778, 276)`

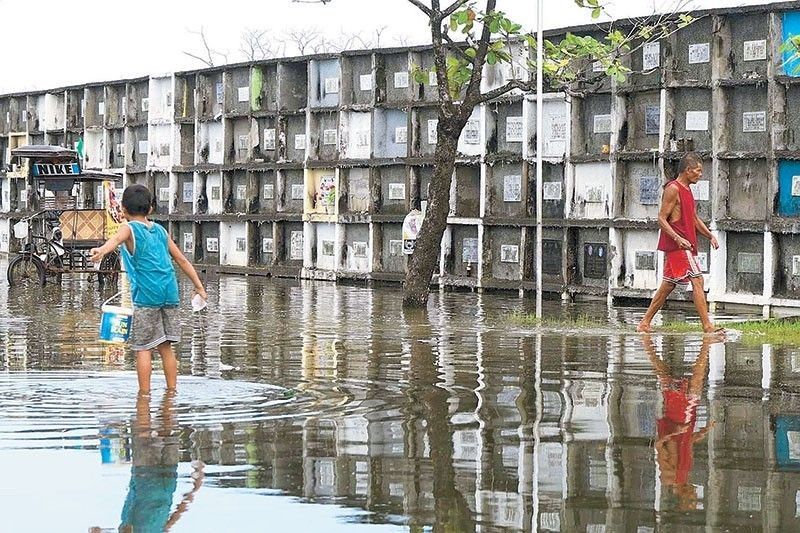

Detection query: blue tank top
(119, 221), (179, 307)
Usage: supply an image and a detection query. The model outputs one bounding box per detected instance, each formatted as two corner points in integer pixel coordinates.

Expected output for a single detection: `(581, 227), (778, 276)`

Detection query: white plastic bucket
(98, 292), (133, 344)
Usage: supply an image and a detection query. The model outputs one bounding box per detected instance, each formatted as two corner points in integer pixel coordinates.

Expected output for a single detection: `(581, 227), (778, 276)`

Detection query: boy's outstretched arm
(90, 224), (132, 264)
(167, 238), (208, 300)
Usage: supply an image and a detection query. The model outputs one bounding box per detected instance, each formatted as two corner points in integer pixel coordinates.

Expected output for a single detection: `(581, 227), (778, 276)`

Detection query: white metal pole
(535, 0), (544, 319)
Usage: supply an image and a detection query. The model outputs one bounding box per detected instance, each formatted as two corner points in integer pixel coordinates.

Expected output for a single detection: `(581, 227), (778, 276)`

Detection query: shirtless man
(637, 152), (720, 333)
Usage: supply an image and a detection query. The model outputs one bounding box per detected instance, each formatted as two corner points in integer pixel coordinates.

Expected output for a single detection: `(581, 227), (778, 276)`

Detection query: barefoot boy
(637, 153), (720, 333)
(91, 184), (208, 393)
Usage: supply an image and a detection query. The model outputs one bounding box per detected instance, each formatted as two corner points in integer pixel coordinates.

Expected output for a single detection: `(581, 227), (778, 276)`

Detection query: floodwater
(1, 268), (799, 533)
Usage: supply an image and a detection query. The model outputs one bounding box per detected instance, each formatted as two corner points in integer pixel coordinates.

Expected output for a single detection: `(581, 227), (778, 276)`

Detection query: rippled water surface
(1, 266), (800, 532)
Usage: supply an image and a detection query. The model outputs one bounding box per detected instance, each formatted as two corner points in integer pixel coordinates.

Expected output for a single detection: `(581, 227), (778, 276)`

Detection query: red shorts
(663, 249), (702, 285)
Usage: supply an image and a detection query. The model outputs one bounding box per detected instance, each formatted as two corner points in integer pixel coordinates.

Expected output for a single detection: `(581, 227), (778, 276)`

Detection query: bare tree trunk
(403, 128), (460, 308)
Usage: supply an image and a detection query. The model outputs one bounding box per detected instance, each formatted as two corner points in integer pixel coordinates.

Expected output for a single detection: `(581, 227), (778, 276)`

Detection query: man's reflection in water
(118, 391), (204, 533)
(642, 333), (722, 511)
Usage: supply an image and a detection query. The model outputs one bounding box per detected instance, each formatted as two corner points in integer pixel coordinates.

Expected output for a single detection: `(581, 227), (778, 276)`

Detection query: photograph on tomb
(183, 232), (193, 254)
(359, 74), (372, 91)
(737, 252), (762, 274)
(236, 185), (247, 201)
(593, 114), (612, 134)
(639, 176), (661, 205)
(263, 128), (276, 150)
(503, 175), (522, 202)
(505, 116), (524, 143)
(291, 183), (305, 201)
(388, 183), (406, 201)
(543, 181), (562, 201)
(500, 244), (519, 264)
(290, 231), (304, 260)
(685, 111), (709, 131)
(644, 105), (660, 135)
(428, 119), (438, 144)
(389, 239), (403, 257)
(463, 119), (481, 145)
(688, 42), (710, 64)
(353, 241), (368, 258)
(634, 250), (656, 271)
(183, 182), (194, 203)
(642, 41), (661, 70)
(323, 129), (337, 145)
(462, 237), (479, 264)
(743, 39), (767, 61)
(743, 111), (766, 132)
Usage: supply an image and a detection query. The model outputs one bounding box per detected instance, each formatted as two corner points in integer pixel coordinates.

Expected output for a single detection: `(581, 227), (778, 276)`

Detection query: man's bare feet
(637, 322), (653, 333)
(703, 325), (725, 334)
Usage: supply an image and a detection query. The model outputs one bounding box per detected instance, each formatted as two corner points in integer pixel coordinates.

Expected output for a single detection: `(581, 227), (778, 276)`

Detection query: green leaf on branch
(606, 30), (624, 46)
(465, 47), (477, 58)
(411, 65), (429, 85)
(591, 7), (601, 18)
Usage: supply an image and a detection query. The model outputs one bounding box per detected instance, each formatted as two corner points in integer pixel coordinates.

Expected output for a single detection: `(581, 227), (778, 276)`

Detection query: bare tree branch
(394, 34), (412, 46)
(311, 36), (336, 54)
(373, 26), (388, 48)
(440, 0), (471, 22)
(477, 78), (532, 103)
(440, 30), (473, 61)
(407, 0), (433, 17)
(351, 33), (376, 49)
(463, 0), (497, 110)
(184, 26), (229, 67)
(240, 28), (278, 61)
(281, 27), (323, 55)
(334, 33), (359, 51)
(428, 0), (456, 110)
(182, 51), (215, 68)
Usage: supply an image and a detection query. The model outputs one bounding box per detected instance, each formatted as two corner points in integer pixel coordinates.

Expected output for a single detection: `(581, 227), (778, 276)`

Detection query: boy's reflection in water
(642, 333), (722, 512)
(118, 391), (204, 533)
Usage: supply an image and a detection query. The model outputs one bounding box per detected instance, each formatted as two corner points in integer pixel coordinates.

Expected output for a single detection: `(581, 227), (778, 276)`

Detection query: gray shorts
(131, 306), (181, 352)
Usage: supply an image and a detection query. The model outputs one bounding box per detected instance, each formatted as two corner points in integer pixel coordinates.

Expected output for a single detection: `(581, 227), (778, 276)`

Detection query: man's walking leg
(638, 281), (676, 332)
(690, 276), (718, 333)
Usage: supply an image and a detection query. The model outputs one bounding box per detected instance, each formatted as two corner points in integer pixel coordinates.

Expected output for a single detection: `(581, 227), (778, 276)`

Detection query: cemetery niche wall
(0, 3), (799, 312)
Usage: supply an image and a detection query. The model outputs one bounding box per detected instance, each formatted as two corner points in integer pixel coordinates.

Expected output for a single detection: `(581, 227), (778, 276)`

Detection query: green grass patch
(510, 313), (800, 346)
(662, 318), (800, 345)
(509, 312), (627, 331)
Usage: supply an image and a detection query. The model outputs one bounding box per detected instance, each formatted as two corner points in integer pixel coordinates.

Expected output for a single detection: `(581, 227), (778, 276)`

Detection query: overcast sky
(0, 0), (778, 94)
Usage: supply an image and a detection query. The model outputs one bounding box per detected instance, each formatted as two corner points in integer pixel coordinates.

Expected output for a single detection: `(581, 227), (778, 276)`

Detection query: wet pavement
(1, 268), (800, 532)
